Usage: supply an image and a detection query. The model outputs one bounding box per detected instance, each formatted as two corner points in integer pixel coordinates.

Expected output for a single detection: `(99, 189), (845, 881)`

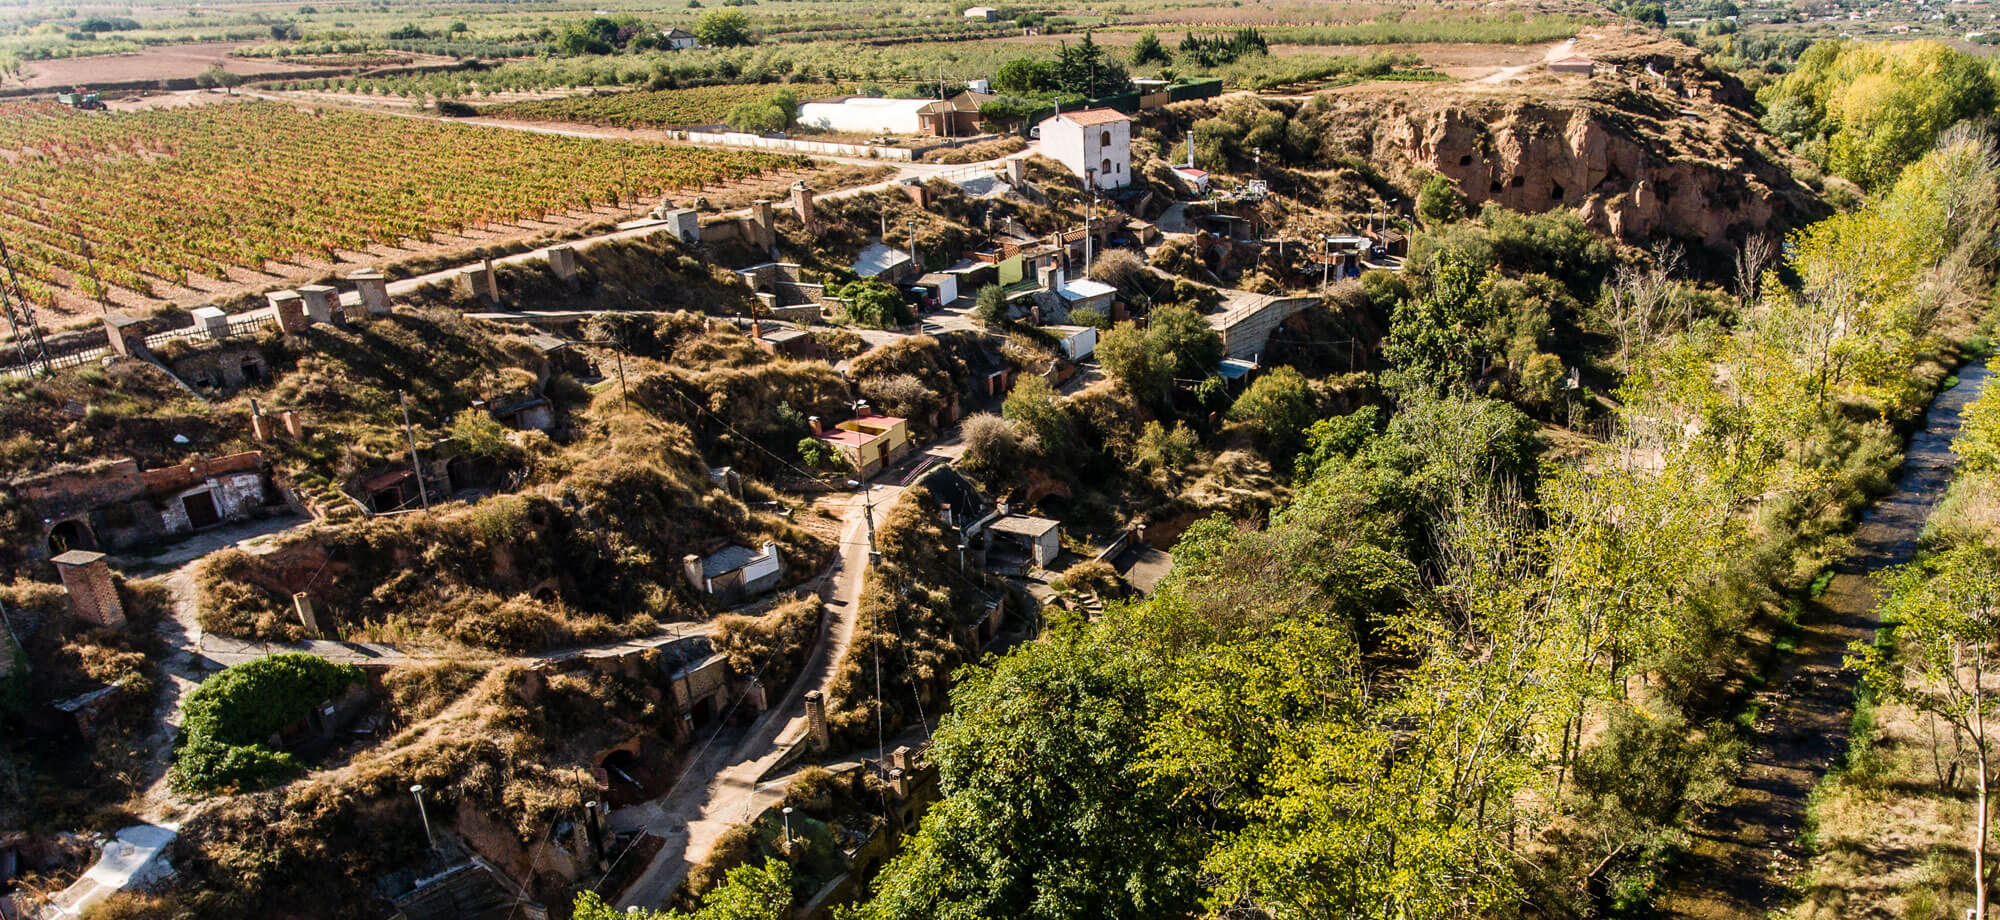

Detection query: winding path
(1653, 361), (1994, 919)
(612, 483), (899, 910)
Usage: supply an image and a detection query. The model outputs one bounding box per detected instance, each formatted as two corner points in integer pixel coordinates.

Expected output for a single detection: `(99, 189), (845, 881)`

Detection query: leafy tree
(1002, 373), (1074, 460)
(993, 57), (1056, 96)
(834, 279), (912, 328)
(1132, 419), (1197, 481)
(173, 654), (361, 794)
(797, 436), (839, 470)
(695, 9), (754, 47)
(1228, 365), (1316, 459)
(1096, 304), (1222, 406)
(847, 623), (1203, 920)
(1757, 40), (1999, 188)
(1054, 33), (1132, 99)
(576, 859), (792, 920)
(1294, 405), (1381, 481)
(555, 17), (621, 54)
(973, 283), (1009, 326)
(450, 408), (509, 460)
(1853, 543), (2000, 917)
(1383, 250), (1488, 397)
(1414, 173), (1464, 227)
(1624, 1), (1666, 27)
(195, 65), (244, 93)
(1131, 31), (1171, 67)
(725, 88), (799, 133)
(1957, 386), (2000, 473)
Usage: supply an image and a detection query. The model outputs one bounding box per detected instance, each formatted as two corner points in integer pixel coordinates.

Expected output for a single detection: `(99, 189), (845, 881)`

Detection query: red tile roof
(1057, 108), (1131, 126)
(817, 430), (872, 447)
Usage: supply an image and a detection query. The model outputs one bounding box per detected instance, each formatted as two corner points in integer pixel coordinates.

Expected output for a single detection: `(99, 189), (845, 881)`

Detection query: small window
(1102, 130), (1112, 146)
(1101, 158), (1112, 176)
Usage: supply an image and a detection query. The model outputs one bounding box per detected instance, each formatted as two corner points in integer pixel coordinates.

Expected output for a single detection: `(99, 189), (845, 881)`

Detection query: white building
(964, 6), (998, 20)
(662, 28), (698, 49)
(1036, 109), (1132, 191)
(797, 96), (931, 135)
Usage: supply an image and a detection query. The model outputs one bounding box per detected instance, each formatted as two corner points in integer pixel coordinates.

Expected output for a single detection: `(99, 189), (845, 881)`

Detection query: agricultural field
(478, 82), (848, 129)
(0, 99), (810, 321)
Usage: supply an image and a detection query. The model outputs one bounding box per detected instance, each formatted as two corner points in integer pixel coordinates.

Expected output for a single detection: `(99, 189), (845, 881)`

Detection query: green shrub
(173, 653), (362, 795)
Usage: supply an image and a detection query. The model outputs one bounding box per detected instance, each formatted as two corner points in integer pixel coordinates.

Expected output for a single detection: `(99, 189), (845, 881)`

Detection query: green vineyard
(479, 83), (846, 129)
(0, 100), (809, 309)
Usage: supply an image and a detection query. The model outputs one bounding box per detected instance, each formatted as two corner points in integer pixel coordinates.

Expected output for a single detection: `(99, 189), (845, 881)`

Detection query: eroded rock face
(1325, 75), (1828, 249)
(1384, 83), (1824, 244)
(1151, 32), (1831, 252)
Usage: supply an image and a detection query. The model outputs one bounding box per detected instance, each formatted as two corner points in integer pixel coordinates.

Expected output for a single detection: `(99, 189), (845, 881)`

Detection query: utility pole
(848, 477), (877, 558)
(908, 219), (919, 273)
(397, 392), (431, 513)
(1084, 195), (1096, 277)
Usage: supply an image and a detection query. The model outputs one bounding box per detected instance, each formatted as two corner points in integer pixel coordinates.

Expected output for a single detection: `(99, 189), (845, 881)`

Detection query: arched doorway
(47, 519), (95, 556)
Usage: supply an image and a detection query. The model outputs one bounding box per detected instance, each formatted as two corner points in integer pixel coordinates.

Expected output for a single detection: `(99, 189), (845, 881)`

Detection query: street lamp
(411, 784), (436, 851)
(782, 806), (795, 849)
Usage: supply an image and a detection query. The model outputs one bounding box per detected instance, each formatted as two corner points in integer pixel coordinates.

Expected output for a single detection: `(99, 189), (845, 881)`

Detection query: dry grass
(922, 136), (1025, 164)
(714, 598), (822, 691)
(1792, 695), (1980, 920)
(1, 577), (169, 832)
(169, 655), (686, 915)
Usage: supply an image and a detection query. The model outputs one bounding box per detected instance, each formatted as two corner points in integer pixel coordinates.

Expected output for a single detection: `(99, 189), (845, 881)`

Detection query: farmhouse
(797, 96), (931, 135)
(662, 28), (698, 49)
(963, 6), (998, 20)
(1036, 109), (1132, 190)
(917, 91), (995, 137)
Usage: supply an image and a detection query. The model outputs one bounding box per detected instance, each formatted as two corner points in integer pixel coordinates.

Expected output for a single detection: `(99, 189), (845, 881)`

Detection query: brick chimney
(52, 550), (125, 629)
(804, 690), (831, 751)
(250, 398), (273, 442)
(297, 284), (337, 324)
(791, 181), (818, 234)
(348, 268), (390, 316)
(269, 289), (308, 333)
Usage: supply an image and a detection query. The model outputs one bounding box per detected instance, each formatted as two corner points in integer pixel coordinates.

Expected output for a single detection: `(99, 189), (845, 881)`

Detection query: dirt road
(612, 483), (897, 910)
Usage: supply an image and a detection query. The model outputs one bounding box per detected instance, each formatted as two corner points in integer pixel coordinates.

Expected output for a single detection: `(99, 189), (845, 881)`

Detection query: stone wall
(677, 129), (918, 161)
(1208, 293), (1319, 361)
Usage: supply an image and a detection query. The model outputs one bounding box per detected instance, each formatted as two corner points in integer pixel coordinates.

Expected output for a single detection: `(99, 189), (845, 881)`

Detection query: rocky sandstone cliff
(1177, 34), (1830, 251)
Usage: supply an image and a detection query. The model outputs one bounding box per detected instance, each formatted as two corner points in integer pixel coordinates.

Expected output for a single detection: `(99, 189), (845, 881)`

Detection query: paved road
(613, 483), (898, 909)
